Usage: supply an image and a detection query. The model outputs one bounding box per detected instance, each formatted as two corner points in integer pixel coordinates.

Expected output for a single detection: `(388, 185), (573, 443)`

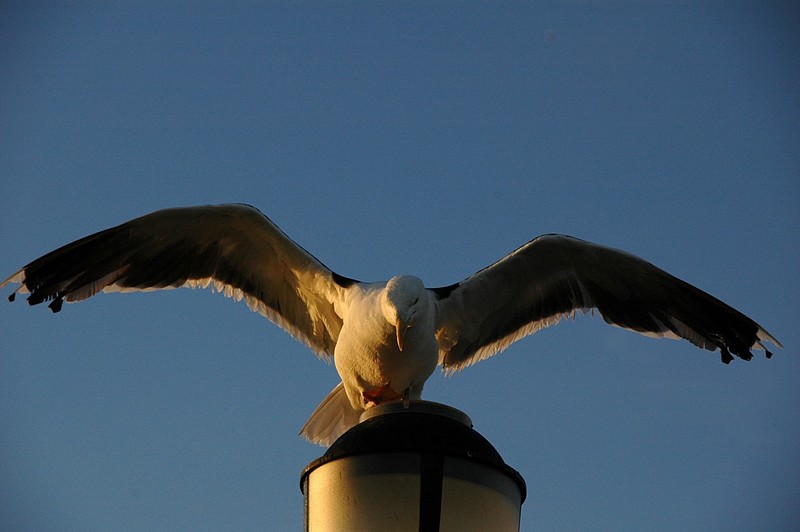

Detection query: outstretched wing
(2, 204), (357, 359)
(432, 234), (781, 372)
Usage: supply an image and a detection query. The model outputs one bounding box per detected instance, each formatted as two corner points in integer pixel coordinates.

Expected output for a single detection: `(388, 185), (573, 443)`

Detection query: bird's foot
(363, 383), (403, 406)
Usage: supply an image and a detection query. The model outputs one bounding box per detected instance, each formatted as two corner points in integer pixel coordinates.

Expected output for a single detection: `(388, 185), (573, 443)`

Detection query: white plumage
(2, 204), (781, 445)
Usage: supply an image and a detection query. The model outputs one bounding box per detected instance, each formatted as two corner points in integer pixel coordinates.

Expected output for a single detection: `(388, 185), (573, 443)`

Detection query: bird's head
(382, 275), (425, 351)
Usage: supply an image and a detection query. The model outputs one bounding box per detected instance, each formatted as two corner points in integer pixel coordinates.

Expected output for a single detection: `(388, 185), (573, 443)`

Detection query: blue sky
(1, 2), (798, 530)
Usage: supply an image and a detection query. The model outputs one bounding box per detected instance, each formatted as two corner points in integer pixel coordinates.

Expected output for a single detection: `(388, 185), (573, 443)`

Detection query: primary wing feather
(1, 204), (352, 358)
(433, 234), (781, 371)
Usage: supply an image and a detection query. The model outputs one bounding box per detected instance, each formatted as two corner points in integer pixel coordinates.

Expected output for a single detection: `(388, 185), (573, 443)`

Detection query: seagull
(2, 204), (782, 445)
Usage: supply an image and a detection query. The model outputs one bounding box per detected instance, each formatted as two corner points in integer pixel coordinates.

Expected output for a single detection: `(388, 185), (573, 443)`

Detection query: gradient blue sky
(1, 2), (798, 530)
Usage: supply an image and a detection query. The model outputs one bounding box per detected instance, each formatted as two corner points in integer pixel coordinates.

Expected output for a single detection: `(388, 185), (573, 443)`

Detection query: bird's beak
(396, 319), (410, 351)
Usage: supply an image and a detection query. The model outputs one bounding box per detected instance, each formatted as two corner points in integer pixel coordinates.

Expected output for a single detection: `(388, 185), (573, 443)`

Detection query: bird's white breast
(333, 283), (438, 409)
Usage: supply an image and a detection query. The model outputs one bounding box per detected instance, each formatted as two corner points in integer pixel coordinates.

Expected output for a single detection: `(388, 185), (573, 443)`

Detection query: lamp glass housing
(301, 402), (526, 531)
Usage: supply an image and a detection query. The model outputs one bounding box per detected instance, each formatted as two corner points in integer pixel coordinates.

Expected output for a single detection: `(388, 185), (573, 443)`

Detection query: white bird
(2, 204), (782, 446)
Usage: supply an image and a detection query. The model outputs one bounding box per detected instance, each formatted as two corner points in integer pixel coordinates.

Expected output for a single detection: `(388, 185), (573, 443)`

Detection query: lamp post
(300, 401), (526, 531)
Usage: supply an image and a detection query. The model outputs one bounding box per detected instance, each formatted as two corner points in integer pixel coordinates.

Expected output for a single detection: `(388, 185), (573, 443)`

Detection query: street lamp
(301, 401), (526, 531)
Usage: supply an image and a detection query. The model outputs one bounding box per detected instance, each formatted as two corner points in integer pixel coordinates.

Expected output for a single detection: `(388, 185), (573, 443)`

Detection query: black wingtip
(720, 346), (733, 364)
(48, 298), (63, 313)
(7, 292), (15, 302)
(766, 349), (773, 360)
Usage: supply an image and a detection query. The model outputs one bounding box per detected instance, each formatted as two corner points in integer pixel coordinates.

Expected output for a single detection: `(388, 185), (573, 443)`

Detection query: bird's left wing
(2, 204), (355, 359)
(432, 234), (781, 372)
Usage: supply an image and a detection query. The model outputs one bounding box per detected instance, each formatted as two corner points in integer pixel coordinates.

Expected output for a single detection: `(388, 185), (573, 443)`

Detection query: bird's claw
(363, 383), (403, 405)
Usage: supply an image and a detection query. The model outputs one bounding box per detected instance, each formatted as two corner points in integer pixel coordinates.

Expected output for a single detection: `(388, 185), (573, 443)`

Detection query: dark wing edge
(1, 204), (356, 359)
(432, 234), (782, 373)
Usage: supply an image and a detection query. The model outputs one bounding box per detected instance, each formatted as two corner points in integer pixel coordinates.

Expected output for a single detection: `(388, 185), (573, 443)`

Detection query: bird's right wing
(2, 204), (356, 359)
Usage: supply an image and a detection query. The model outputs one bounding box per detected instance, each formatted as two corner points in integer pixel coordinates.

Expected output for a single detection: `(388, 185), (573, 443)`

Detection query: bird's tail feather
(300, 382), (362, 447)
